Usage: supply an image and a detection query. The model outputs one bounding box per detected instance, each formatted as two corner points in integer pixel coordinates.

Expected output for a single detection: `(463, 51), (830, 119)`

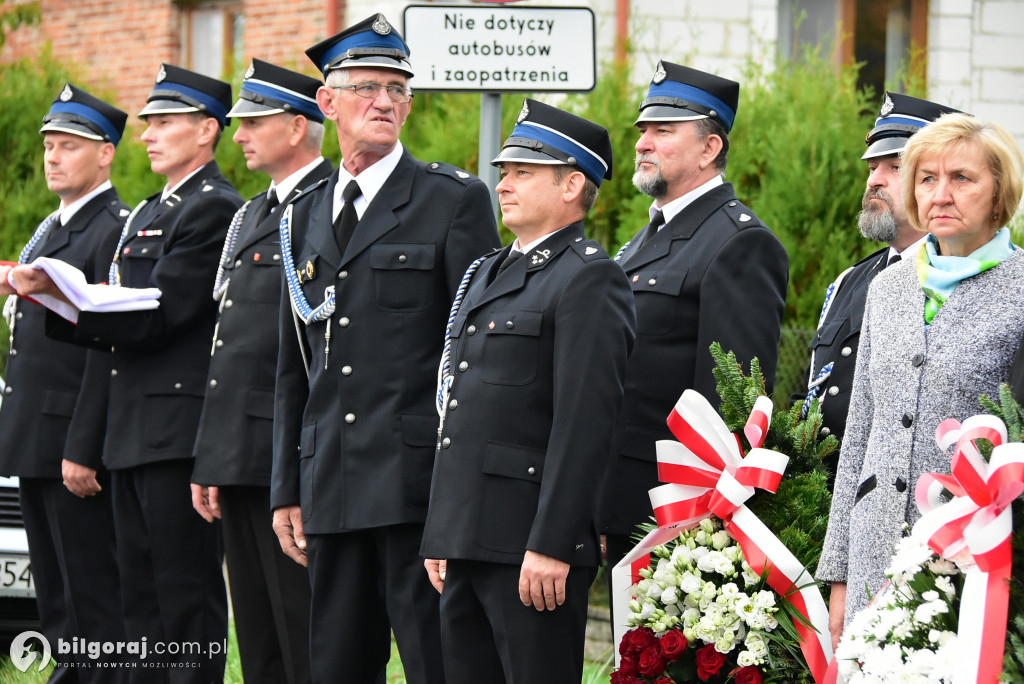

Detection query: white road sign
(403, 5), (596, 92)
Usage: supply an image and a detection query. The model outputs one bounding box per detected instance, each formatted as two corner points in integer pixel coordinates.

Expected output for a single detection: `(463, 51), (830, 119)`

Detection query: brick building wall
(1, 0), (342, 116)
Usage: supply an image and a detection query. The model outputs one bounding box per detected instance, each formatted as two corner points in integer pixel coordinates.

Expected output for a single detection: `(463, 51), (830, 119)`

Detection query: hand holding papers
(5, 257), (161, 323)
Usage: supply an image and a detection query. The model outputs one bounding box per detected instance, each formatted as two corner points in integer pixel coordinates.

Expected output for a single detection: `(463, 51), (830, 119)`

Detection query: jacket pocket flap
(144, 373), (206, 397)
(630, 269), (686, 295)
(482, 441), (544, 482)
(41, 390), (77, 417)
(300, 422), (316, 458)
(370, 243), (435, 270)
(810, 320), (843, 349)
(483, 310), (543, 337)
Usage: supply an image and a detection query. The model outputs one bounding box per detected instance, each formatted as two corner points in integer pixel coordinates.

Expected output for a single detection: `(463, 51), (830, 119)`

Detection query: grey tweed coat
(817, 247), (1024, 624)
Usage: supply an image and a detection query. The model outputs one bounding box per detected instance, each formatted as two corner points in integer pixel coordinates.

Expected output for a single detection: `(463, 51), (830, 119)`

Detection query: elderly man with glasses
(270, 13), (499, 684)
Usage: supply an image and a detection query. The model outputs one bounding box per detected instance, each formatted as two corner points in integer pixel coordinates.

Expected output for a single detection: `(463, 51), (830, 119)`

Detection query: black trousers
(111, 460), (226, 684)
(439, 559), (596, 684)
(20, 476), (125, 683)
(219, 486), (311, 684)
(305, 524), (444, 684)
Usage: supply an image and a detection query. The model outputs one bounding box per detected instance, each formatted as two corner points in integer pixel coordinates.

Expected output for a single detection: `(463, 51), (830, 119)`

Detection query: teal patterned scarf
(916, 227), (1014, 325)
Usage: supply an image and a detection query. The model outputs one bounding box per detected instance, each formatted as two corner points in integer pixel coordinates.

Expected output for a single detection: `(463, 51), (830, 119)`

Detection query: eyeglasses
(332, 81), (413, 104)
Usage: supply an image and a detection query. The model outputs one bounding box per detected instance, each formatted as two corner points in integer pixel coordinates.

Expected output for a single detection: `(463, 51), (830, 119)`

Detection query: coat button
(398, 255), (407, 263)
(819, 427), (830, 437)
(459, 361), (469, 371)
(648, 278), (657, 286)
(174, 383), (182, 389)
(8, 349), (15, 357)
(467, 325), (477, 335)
(3, 385), (11, 395)
(225, 300), (233, 308)
(209, 379), (218, 389)
(527, 466), (536, 475)
(215, 339), (224, 348)
(339, 270), (348, 280)
(895, 477), (907, 492)
(506, 320), (514, 329)
(442, 437), (451, 448)
(15, 311), (22, 320)
(911, 353), (925, 367)
(902, 412), (914, 428)
(345, 413), (356, 424)
(841, 347), (852, 357)
(273, 254), (281, 261)
(828, 386), (839, 396)
(338, 317), (350, 327)
(449, 399), (458, 410)
(234, 259), (242, 268)
(342, 365), (353, 376)
(110, 369), (118, 377)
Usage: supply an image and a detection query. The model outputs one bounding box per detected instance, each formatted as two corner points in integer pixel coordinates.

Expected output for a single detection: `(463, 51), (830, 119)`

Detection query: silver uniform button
(458, 361), (469, 371)
(339, 270), (348, 279)
(3, 386), (11, 395)
(273, 254), (281, 261)
(449, 399), (458, 410)
(648, 278), (656, 286)
(442, 437), (451, 448)
(841, 347), (852, 357)
(338, 317), (350, 327)
(215, 339), (224, 348)
(225, 300), (233, 308)
(110, 369), (118, 377)
(345, 413), (356, 424)
(828, 386), (839, 396)
(398, 255), (407, 263)
(15, 312), (22, 320)
(8, 349), (15, 357)
(235, 259), (242, 268)
(342, 365), (353, 376)
(140, 248), (148, 254)
(209, 379), (218, 389)
(506, 320), (514, 329)
(174, 383), (182, 389)
(467, 325), (477, 335)
(527, 467), (536, 475)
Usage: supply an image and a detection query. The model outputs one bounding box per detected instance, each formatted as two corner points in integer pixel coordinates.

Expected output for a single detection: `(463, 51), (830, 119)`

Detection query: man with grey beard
(597, 62), (788, 606)
(794, 92), (962, 480)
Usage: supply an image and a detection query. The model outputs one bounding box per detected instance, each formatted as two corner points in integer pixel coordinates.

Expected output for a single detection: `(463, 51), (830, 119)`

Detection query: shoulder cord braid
(107, 199), (150, 286)
(613, 240), (632, 262)
(280, 203), (335, 372)
(800, 266), (853, 419)
(435, 256), (486, 430)
(213, 200), (252, 301)
(4, 212), (58, 342)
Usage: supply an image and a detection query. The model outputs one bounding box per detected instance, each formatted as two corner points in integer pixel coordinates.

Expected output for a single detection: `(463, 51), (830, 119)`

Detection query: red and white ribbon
(611, 390), (832, 681)
(910, 415), (1024, 684)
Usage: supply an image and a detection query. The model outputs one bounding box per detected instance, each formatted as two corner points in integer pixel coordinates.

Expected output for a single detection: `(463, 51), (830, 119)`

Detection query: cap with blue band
(229, 59), (324, 123)
(306, 14), (413, 78)
(40, 83), (128, 146)
(862, 92), (965, 160)
(138, 64), (233, 129)
(635, 61), (740, 133)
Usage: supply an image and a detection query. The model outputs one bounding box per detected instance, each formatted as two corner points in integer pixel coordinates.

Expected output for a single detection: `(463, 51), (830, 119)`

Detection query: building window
(181, 2), (244, 79)
(778, 0), (928, 95)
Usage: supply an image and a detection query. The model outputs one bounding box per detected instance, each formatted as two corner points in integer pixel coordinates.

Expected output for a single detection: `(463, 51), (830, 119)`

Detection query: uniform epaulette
(722, 199), (764, 230)
(569, 237), (608, 261)
(426, 161), (476, 184)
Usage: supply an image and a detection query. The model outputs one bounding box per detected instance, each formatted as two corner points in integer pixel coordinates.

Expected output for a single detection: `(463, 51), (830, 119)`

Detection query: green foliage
(980, 383), (1024, 443)
(0, 0), (40, 49)
(729, 45), (878, 329)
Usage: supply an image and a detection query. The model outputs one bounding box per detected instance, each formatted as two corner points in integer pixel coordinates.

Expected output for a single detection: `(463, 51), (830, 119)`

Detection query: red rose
(609, 671), (643, 684)
(621, 626), (659, 657)
(695, 644), (728, 680)
(638, 645), (667, 678)
(653, 679), (674, 684)
(659, 628), (688, 661)
(617, 656), (638, 677)
(734, 666), (763, 684)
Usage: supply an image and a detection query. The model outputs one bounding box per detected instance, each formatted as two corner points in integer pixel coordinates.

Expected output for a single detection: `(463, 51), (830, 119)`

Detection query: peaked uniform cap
(41, 83), (128, 146)
(229, 59), (325, 123)
(491, 98), (613, 187)
(305, 14), (413, 78)
(138, 64), (233, 129)
(636, 61), (740, 133)
(862, 92), (966, 160)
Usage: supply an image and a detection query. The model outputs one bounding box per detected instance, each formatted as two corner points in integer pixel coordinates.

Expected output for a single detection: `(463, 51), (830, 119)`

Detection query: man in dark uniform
(793, 93), (962, 473)
(420, 99), (635, 684)
(190, 59), (331, 684)
(597, 62), (789, 587)
(14, 65), (242, 682)
(270, 14), (499, 684)
(0, 84), (128, 682)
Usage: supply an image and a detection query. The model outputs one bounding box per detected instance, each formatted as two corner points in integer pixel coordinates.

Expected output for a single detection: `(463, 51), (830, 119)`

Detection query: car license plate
(0, 555), (33, 596)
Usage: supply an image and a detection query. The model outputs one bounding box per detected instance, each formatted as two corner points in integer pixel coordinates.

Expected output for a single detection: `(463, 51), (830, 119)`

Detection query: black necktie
(497, 250), (523, 274)
(333, 180), (361, 255)
(640, 210), (666, 247)
(259, 192), (280, 222)
(886, 253), (901, 268)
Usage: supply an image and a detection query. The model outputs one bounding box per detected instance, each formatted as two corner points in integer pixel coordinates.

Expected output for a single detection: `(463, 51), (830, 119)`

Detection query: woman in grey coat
(818, 113), (1024, 648)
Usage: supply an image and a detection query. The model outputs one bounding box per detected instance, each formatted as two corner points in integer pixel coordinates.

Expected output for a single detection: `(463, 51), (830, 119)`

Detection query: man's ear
(561, 169), (586, 204)
(316, 87), (338, 122)
(197, 116), (220, 148)
(699, 133), (724, 171)
(98, 141), (116, 169)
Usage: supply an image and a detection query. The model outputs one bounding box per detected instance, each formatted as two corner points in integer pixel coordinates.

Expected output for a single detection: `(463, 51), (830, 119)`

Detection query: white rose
(701, 581), (717, 598)
(736, 650), (757, 667)
(711, 530), (731, 550)
(753, 590), (776, 609)
(679, 573), (703, 594)
(661, 586), (679, 605)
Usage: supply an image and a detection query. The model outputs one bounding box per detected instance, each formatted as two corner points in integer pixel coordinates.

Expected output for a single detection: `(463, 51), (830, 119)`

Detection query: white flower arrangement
(833, 533), (964, 683)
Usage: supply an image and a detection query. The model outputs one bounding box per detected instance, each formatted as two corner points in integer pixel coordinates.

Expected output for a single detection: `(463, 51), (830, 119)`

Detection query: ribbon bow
(612, 390), (832, 682)
(910, 415), (1024, 684)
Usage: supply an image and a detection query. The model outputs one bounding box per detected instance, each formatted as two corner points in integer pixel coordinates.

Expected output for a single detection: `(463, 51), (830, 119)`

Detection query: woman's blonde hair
(901, 112), (1023, 231)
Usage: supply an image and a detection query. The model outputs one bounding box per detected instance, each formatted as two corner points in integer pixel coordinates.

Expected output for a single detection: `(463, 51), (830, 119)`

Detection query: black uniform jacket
(192, 159), (334, 487)
(792, 248), (887, 454)
(271, 151), (500, 534)
(419, 223), (637, 567)
(597, 182), (789, 535)
(0, 188), (128, 476)
(48, 163), (243, 470)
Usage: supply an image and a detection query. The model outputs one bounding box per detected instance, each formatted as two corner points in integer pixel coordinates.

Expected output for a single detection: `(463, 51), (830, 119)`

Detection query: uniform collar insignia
(529, 248), (552, 267)
(60, 84), (73, 102)
(372, 14), (392, 35)
(880, 93), (894, 117)
(652, 62), (667, 85)
(517, 101), (529, 124)
(585, 246), (598, 255)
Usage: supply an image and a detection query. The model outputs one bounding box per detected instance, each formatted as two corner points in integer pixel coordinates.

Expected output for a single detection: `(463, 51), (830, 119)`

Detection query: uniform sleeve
(694, 226), (788, 402)
(271, 269), (309, 510)
(526, 258), (637, 562)
(817, 293), (875, 582)
(73, 193), (239, 347)
(442, 178), (501, 298)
